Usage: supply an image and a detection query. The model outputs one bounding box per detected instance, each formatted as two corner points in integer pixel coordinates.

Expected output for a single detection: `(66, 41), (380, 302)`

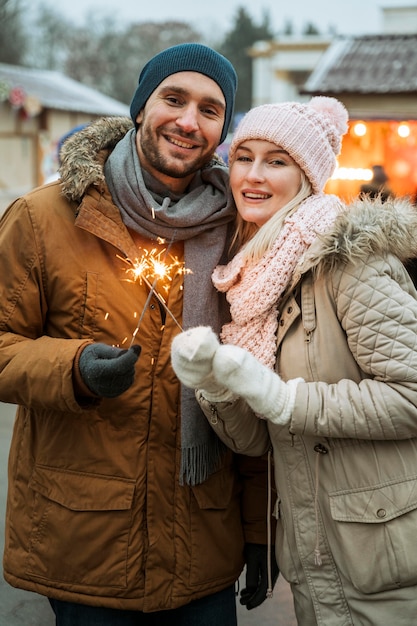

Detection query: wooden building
(0, 63), (129, 213)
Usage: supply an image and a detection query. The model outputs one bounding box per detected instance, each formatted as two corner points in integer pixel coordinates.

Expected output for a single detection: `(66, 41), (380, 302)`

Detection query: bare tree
(15, 4), (208, 107)
(64, 20), (203, 104)
(302, 22), (321, 36)
(63, 17), (119, 91)
(0, 0), (27, 65)
(26, 3), (72, 70)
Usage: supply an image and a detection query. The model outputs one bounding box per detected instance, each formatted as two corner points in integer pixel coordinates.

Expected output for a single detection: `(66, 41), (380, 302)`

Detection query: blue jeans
(49, 585), (237, 626)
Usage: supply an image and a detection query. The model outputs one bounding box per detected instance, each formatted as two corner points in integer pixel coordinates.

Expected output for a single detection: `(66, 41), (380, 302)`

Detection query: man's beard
(139, 122), (213, 180)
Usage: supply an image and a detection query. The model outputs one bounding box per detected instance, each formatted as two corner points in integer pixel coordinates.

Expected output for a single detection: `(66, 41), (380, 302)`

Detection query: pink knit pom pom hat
(228, 97), (349, 193)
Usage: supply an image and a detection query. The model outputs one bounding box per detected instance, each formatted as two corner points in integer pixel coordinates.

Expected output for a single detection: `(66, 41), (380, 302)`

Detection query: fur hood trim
(302, 196), (417, 275)
(59, 116), (134, 202)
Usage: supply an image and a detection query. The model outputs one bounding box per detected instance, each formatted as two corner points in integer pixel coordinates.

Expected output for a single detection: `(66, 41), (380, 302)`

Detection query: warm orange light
(331, 167), (372, 181)
(353, 122), (367, 137)
(397, 123), (410, 138)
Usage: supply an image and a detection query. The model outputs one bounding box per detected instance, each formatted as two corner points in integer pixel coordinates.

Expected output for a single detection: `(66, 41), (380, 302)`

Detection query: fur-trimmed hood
(301, 195), (417, 275)
(59, 116), (134, 202)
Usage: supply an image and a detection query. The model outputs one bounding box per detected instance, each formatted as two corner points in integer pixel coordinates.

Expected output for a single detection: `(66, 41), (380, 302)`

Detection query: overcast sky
(29, 0), (417, 36)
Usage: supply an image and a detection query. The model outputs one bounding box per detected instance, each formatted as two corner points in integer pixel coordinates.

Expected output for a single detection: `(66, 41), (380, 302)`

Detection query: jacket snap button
(376, 509), (387, 518)
(279, 319), (285, 326)
(313, 443), (328, 454)
(150, 304), (156, 310)
(287, 306), (293, 314)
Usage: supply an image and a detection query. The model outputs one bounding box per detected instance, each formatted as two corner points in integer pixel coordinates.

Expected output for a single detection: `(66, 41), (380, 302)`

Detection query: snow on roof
(0, 63), (130, 116)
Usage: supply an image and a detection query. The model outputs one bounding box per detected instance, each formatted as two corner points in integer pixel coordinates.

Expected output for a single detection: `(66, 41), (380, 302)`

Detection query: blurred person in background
(0, 43), (276, 626)
(44, 123), (88, 183)
(172, 97), (417, 625)
(360, 163), (393, 201)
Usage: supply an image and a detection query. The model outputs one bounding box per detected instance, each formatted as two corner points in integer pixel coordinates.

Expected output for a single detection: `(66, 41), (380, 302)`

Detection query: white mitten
(212, 344), (302, 425)
(171, 327), (235, 402)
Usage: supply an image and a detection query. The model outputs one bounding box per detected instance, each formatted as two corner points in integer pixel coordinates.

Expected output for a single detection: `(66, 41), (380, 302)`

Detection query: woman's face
(230, 139), (302, 227)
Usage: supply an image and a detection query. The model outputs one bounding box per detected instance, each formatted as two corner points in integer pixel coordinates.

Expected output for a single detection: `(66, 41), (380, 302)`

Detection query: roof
(0, 63), (129, 116)
(302, 34), (417, 95)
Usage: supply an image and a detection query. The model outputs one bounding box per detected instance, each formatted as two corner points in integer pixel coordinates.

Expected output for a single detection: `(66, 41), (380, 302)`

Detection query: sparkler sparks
(117, 240), (191, 346)
(125, 247), (184, 293)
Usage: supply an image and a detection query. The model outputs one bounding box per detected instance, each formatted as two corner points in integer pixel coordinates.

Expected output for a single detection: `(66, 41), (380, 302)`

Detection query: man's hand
(240, 543), (279, 610)
(78, 343), (141, 398)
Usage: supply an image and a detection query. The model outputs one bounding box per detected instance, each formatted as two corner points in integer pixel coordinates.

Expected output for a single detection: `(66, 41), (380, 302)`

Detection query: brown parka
(0, 117), (269, 611)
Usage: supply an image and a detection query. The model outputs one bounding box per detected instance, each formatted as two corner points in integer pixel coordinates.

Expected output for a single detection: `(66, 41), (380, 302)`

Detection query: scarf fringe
(180, 438), (226, 486)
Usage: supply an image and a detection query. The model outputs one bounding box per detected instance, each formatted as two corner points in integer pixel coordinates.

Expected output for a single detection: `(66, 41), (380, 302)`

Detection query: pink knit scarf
(212, 194), (342, 368)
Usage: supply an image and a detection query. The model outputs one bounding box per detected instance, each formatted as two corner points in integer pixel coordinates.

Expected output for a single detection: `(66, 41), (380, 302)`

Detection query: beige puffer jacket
(199, 197), (417, 625)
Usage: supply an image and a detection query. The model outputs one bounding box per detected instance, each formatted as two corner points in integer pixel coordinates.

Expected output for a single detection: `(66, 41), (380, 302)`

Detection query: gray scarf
(105, 129), (235, 485)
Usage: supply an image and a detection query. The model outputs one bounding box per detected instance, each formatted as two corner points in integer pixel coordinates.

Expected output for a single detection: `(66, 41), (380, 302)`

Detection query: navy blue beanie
(130, 43), (238, 145)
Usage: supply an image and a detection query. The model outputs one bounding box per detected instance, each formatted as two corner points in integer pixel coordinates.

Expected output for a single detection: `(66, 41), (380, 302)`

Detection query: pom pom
(309, 96), (348, 135)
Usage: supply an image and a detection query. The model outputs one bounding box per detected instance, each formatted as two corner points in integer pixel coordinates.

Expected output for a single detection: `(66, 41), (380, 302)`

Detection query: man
(0, 44), (276, 625)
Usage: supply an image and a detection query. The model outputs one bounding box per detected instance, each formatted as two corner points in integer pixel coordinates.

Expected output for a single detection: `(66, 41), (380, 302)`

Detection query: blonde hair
(230, 172), (312, 262)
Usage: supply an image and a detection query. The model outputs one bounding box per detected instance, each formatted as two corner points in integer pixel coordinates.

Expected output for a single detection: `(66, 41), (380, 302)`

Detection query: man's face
(135, 71), (226, 194)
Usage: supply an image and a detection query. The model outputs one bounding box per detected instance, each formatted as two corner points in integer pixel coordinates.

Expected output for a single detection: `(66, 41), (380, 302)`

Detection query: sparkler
(117, 238), (191, 346)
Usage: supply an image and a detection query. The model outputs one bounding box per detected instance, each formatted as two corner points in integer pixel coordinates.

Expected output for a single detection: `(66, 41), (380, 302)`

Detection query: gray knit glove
(171, 327), (235, 402)
(212, 344), (302, 425)
(79, 343), (141, 398)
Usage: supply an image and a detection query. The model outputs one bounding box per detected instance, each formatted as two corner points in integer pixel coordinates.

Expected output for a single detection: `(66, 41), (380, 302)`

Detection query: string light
(331, 167), (372, 181)
(397, 123), (410, 138)
(353, 122), (367, 137)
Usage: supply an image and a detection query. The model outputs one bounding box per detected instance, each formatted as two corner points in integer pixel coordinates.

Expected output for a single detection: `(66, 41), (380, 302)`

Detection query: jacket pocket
(274, 499), (299, 584)
(191, 466), (235, 510)
(27, 465), (136, 588)
(79, 271), (99, 339)
(329, 475), (417, 594)
(189, 464), (244, 585)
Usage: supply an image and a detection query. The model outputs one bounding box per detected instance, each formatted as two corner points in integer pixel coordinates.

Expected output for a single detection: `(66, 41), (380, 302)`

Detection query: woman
(171, 97), (417, 625)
